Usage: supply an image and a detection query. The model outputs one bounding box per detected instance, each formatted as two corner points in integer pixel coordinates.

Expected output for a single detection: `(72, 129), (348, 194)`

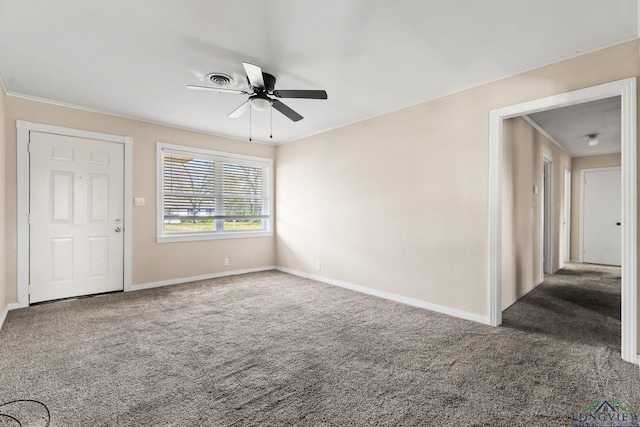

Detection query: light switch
(134, 197), (146, 207)
(533, 185), (538, 194)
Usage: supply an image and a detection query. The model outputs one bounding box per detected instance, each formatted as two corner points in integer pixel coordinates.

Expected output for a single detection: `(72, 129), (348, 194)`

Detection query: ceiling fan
(187, 63), (327, 122)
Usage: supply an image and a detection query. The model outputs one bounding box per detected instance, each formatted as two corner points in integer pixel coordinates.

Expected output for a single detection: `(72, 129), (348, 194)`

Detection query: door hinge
(28, 213), (32, 224)
(28, 143), (32, 153)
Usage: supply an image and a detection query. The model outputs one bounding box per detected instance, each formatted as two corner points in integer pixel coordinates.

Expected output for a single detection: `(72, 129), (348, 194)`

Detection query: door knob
(115, 226), (122, 233)
(616, 222), (621, 226)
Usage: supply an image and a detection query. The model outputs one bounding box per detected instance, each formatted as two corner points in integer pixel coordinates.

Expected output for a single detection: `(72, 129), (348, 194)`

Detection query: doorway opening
(488, 78), (637, 364)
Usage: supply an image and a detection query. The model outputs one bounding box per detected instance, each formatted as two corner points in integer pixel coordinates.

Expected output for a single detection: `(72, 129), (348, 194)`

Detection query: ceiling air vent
(206, 73), (234, 86)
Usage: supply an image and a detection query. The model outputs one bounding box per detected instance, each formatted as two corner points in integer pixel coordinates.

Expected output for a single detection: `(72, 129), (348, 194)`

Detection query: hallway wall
(502, 117), (571, 309)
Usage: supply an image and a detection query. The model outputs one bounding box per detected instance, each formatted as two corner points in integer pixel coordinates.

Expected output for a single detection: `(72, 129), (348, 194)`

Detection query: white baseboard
(275, 267), (490, 325)
(502, 278), (545, 311)
(0, 303), (24, 331)
(132, 266), (276, 291)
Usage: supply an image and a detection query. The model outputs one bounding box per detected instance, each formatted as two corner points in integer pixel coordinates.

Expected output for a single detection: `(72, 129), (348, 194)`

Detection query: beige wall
(0, 85), (6, 315)
(3, 96), (276, 303)
(569, 153), (622, 261)
(276, 39), (640, 319)
(502, 117), (571, 309)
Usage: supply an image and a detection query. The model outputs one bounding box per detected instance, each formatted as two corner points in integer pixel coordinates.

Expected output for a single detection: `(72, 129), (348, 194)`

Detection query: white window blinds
(159, 144), (272, 239)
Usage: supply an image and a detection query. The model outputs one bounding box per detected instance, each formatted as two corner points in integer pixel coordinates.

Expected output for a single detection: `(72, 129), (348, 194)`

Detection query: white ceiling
(527, 97), (622, 158)
(0, 0), (637, 144)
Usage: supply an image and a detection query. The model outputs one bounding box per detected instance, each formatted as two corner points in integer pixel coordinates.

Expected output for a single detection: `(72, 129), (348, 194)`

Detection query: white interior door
(582, 167), (621, 266)
(29, 131), (124, 303)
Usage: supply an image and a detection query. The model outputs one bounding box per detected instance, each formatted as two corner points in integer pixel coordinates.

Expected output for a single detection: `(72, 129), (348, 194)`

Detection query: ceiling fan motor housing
(248, 72), (276, 111)
(258, 72), (276, 93)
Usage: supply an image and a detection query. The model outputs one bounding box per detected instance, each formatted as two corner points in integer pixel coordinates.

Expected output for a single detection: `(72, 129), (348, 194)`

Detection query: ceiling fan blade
(243, 62), (265, 89)
(272, 99), (303, 122)
(228, 101), (251, 118)
(187, 85), (247, 95)
(273, 90), (328, 100)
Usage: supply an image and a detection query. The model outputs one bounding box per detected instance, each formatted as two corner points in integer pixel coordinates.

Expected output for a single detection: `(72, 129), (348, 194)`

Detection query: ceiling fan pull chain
(249, 106), (252, 142)
(270, 106), (273, 139)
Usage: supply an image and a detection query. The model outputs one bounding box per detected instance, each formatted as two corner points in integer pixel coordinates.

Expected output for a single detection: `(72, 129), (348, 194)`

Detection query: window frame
(156, 142), (273, 243)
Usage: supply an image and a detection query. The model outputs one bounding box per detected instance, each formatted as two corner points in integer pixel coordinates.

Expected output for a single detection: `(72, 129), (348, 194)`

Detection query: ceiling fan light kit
(188, 62), (327, 141)
(250, 94), (272, 111)
(586, 133), (599, 146)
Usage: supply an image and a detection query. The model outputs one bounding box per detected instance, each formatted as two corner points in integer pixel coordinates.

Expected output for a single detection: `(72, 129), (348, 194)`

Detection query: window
(157, 143), (272, 242)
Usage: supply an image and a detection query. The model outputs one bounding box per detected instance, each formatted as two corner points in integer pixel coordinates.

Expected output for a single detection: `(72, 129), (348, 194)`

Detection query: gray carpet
(0, 264), (638, 426)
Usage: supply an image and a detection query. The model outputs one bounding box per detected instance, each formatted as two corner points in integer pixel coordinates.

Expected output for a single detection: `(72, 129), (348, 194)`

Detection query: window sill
(157, 230), (273, 243)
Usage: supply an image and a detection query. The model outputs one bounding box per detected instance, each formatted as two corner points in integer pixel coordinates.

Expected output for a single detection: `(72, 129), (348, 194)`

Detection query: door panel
(51, 238), (74, 281)
(582, 168), (621, 266)
(89, 174), (110, 221)
(89, 236), (109, 277)
(52, 171), (74, 222)
(29, 131), (124, 303)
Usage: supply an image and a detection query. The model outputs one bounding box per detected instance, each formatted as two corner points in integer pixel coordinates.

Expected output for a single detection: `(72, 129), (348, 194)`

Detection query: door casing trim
(16, 120), (133, 306)
(562, 168), (572, 266)
(542, 154), (554, 275)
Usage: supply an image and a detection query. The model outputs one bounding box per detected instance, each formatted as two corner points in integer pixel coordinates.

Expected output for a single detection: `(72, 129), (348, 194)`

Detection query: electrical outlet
(315, 261), (321, 271)
(224, 258), (229, 266)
